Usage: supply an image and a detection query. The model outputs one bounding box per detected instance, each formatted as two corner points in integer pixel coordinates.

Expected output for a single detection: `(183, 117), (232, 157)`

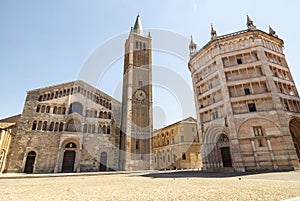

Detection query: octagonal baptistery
(188, 16), (300, 172)
(5, 80), (121, 173)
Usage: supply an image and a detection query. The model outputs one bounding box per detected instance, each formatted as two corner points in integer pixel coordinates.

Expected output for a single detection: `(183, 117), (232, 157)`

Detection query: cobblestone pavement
(1, 170), (300, 201)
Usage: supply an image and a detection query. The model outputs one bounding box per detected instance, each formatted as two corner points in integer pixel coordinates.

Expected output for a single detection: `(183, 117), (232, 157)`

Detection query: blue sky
(1, 0), (300, 128)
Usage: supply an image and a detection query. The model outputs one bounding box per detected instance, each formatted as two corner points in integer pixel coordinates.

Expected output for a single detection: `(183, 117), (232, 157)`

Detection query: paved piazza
(1, 170), (300, 201)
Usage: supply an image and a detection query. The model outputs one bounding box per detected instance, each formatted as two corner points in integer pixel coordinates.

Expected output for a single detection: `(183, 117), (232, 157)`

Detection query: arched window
(62, 107), (66, 115)
(53, 106), (57, 114)
(57, 107), (62, 115)
(54, 122), (59, 131)
(42, 121), (47, 131)
(108, 113), (111, 119)
(107, 126), (110, 134)
(69, 102), (83, 115)
(32, 121), (37, 130)
(98, 125), (102, 134)
(36, 105), (41, 112)
(91, 125), (95, 133)
(103, 112), (107, 119)
(49, 122), (54, 131)
(41, 105), (46, 113)
(38, 95), (43, 101)
(99, 111), (104, 118)
(46, 106), (50, 113)
(109, 103), (112, 110)
(37, 121), (43, 130)
(94, 110), (97, 118)
(59, 122), (64, 131)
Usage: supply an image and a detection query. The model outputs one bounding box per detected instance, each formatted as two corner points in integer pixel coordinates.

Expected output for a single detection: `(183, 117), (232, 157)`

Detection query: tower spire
(246, 15), (256, 30)
(210, 24), (217, 40)
(133, 14), (144, 36)
(269, 25), (278, 37)
(189, 35), (197, 57)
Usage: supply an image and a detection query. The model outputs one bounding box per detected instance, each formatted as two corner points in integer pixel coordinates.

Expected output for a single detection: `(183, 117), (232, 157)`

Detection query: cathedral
(188, 16), (300, 171)
(0, 15), (153, 173)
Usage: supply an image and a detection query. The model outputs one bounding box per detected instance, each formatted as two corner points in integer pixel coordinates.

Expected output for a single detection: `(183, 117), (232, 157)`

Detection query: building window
(284, 103), (290, 110)
(212, 111), (219, 119)
(163, 156), (165, 163)
(244, 88), (250, 95)
(32, 121), (37, 130)
(36, 105), (41, 112)
(192, 127), (195, 132)
(167, 155), (170, 163)
(257, 139), (263, 147)
(138, 80), (143, 88)
(180, 127), (184, 132)
(248, 103), (257, 112)
(180, 136), (184, 142)
(253, 126), (264, 136)
(136, 140), (139, 150)
(182, 153), (186, 160)
(143, 43), (146, 51)
(136, 41), (139, 50)
(237, 58), (243, 64)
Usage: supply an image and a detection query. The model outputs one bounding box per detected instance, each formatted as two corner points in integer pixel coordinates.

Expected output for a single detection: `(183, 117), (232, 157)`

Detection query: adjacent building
(0, 115), (20, 173)
(152, 117), (202, 170)
(188, 16), (300, 172)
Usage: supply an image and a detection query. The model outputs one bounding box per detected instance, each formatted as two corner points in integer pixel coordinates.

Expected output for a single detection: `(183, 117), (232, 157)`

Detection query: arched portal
(24, 151), (36, 173)
(99, 152), (108, 171)
(289, 118), (300, 162)
(62, 143), (77, 172)
(217, 134), (232, 167)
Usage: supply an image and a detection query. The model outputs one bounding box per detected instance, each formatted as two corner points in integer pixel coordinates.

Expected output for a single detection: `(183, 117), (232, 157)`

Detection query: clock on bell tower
(120, 14), (153, 170)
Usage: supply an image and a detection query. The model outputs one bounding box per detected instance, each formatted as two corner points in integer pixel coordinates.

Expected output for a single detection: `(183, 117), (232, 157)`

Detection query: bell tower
(120, 15), (153, 170)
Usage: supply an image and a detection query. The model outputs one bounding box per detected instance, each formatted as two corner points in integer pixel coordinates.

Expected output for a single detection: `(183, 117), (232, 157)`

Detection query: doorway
(290, 119), (300, 162)
(99, 152), (107, 171)
(24, 151), (36, 173)
(220, 147), (232, 167)
(62, 150), (76, 172)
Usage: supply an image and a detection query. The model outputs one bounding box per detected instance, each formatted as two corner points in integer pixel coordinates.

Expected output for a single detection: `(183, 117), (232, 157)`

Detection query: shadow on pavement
(141, 170), (285, 179)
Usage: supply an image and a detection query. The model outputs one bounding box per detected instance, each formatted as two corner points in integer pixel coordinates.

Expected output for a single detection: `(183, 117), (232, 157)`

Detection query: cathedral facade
(4, 80), (121, 173)
(188, 16), (300, 172)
